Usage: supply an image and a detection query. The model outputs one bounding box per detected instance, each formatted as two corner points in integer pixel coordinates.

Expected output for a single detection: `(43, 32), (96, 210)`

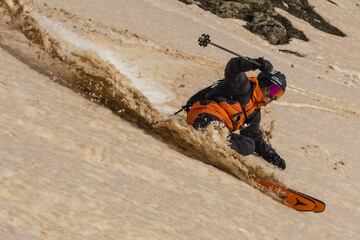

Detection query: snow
(1, 0), (360, 239)
(32, 12), (172, 106)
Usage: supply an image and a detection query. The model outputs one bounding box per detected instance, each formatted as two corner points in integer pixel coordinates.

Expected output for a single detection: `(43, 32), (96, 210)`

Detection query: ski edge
(255, 178), (325, 213)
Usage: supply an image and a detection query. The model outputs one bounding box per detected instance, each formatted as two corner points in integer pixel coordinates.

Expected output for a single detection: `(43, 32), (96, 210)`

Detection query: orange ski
(256, 179), (325, 212)
(287, 189), (326, 213)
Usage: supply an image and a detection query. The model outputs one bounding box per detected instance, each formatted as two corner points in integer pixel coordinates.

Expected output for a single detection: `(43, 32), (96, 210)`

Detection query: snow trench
(0, 0), (283, 202)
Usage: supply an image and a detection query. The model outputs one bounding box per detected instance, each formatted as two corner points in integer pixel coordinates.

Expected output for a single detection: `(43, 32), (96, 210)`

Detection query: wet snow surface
(1, 0), (360, 239)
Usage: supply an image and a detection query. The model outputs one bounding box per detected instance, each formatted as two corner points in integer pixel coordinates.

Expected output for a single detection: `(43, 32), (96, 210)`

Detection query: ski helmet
(257, 70), (286, 100)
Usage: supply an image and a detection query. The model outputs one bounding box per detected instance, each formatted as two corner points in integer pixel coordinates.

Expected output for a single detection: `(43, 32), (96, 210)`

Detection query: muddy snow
(1, 0), (359, 239)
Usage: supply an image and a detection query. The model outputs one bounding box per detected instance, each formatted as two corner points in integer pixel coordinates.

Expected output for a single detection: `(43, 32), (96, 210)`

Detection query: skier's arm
(240, 109), (286, 169)
(239, 109), (263, 142)
(227, 110), (262, 156)
(226, 57), (273, 74)
(240, 110), (271, 155)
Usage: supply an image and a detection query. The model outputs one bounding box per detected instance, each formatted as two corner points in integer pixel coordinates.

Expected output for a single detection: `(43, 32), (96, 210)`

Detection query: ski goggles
(268, 83), (284, 101)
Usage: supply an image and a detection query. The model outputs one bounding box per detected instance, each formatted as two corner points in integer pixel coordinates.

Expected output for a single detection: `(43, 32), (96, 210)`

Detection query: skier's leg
(229, 133), (255, 155)
(193, 113), (255, 156)
(192, 113), (221, 130)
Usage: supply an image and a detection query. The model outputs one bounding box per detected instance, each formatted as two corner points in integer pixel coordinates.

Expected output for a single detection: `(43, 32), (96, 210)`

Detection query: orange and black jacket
(186, 76), (267, 132)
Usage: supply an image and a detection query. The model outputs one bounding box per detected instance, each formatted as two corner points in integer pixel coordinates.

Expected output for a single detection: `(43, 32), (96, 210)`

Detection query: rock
(245, 12), (288, 44)
(177, 0), (345, 45)
(279, 49), (306, 57)
(181, 0), (200, 5)
(272, 0), (346, 37)
(217, 2), (250, 18)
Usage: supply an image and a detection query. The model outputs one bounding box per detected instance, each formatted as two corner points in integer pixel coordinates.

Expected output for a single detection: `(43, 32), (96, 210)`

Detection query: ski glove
(262, 148), (286, 170)
(266, 153), (286, 170)
(255, 140), (286, 170)
(255, 57), (273, 73)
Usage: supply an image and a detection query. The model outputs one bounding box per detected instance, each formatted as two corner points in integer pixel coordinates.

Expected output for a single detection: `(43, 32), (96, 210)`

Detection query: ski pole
(198, 34), (260, 67)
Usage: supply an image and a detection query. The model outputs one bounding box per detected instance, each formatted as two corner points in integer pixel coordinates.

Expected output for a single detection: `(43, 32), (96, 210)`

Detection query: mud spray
(0, 0), (284, 202)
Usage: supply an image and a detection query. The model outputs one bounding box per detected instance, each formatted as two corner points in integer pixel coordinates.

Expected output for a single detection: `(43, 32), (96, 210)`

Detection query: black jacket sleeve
(239, 109), (269, 155)
(225, 109), (263, 156)
(240, 109), (286, 169)
(240, 109), (262, 140)
(225, 57), (258, 76)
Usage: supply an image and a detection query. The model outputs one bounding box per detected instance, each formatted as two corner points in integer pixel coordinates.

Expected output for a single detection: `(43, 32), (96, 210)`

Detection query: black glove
(255, 57), (273, 73)
(255, 141), (286, 170)
(262, 148), (286, 170)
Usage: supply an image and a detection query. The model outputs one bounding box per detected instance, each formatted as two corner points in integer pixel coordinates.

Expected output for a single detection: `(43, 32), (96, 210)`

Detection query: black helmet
(257, 70), (286, 92)
(257, 70), (286, 100)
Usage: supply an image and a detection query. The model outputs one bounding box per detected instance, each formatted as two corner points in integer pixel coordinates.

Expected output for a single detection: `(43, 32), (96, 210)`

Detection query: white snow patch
(275, 101), (338, 113)
(32, 13), (172, 105)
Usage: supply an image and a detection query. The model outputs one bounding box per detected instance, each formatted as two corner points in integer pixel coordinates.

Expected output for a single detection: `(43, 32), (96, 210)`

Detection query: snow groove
(0, 0), (284, 203)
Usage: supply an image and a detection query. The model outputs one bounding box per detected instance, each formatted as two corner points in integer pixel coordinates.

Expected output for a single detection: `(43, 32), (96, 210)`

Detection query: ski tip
(287, 189), (326, 213)
(309, 199), (326, 213)
(255, 178), (326, 213)
(285, 192), (316, 212)
(313, 203), (326, 213)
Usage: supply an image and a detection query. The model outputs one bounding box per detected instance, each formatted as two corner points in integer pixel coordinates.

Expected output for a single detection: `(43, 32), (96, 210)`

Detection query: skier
(185, 56), (287, 169)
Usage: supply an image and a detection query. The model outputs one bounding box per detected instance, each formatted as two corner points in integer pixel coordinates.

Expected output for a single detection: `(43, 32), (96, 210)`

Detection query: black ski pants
(193, 109), (266, 156)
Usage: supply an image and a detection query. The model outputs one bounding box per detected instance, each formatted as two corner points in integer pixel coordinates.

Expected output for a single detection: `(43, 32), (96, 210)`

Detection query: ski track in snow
(32, 12), (172, 107)
(275, 101), (338, 113)
(2, 0), (360, 239)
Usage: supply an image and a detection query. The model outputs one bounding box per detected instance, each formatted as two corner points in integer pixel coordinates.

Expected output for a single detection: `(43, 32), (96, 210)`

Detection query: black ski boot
(256, 140), (286, 170)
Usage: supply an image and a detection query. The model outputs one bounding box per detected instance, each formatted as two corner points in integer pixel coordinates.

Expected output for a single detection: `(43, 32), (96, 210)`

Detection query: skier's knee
(229, 133), (255, 155)
(239, 141), (256, 155)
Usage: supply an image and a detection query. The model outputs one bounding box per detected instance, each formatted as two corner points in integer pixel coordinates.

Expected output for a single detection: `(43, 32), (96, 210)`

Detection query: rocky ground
(179, 0), (346, 44)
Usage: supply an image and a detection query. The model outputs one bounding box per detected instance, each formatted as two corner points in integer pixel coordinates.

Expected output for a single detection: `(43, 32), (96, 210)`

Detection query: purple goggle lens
(268, 84), (284, 100)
